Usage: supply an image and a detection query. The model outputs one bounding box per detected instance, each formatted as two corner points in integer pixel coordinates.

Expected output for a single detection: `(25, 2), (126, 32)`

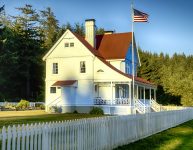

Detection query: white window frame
(50, 87), (56, 93)
(64, 43), (69, 47)
(80, 61), (86, 73)
(70, 42), (74, 47)
(52, 63), (58, 74)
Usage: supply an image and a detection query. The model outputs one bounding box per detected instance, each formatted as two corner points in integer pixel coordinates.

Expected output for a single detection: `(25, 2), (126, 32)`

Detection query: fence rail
(1, 108), (193, 150)
(0, 102), (45, 108)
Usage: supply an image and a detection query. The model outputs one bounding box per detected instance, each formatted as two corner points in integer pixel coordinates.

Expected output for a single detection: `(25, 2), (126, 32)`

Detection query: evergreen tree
(11, 4), (42, 99)
(39, 7), (59, 49)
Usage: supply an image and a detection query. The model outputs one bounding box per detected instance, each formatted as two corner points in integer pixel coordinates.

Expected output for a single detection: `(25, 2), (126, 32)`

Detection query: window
(95, 85), (98, 92)
(70, 42), (74, 47)
(52, 63), (58, 74)
(64, 43), (69, 47)
(80, 61), (86, 73)
(50, 87), (56, 93)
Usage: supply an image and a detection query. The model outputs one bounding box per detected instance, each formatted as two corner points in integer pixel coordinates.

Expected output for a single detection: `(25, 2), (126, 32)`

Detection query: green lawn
(115, 120), (193, 150)
(0, 112), (103, 129)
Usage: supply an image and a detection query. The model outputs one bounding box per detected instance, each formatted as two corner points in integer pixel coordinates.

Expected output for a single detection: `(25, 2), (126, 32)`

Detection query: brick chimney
(85, 19), (95, 48)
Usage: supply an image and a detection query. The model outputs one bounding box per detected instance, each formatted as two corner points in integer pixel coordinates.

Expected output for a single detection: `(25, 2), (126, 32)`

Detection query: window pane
(53, 63), (58, 74)
(80, 61), (86, 73)
(70, 43), (74, 47)
(50, 87), (56, 93)
(65, 43), (69, 47)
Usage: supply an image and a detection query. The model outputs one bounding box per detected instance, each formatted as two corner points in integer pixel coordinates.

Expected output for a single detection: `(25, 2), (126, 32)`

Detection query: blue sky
(1, 0), (193, 56)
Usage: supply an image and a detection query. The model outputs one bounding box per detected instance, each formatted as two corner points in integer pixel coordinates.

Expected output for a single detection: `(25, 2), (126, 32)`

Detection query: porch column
(154, 88), (156, 100)
(111, 81), (113, 105)
(129, 83), (131, 105)
(137, 85), (139, 100)
(140, 87), (142, 99)
(150, 88), (152, 100)
(143, 86), (145, 104)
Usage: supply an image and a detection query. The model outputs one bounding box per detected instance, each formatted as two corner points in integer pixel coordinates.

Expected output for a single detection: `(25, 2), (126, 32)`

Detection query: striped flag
(133, 9), (148, 22)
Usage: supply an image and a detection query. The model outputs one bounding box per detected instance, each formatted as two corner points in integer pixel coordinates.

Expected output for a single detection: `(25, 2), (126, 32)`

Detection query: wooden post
(150, 88), (152, 100)
(144, 86), (146, 113)
(137, 85), (139, 100)
(111, 82), (113, 105)
(129, 83), (131, 105)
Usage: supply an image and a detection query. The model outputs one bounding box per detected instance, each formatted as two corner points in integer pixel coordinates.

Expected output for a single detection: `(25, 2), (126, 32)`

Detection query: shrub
(16, 100), (29, 110)
(39, 104), (45, 110)
(49, 106), (61, 113)
(73, 110), (78, 114)
(89, 107), (104, 115)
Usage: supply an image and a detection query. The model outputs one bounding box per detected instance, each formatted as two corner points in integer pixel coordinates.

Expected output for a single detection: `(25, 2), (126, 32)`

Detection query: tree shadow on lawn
(114, 120), (193, 150)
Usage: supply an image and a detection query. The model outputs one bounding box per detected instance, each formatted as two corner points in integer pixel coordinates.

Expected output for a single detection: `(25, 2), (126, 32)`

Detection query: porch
(94, 81), (156, 105)
(94, 81), (158, 114)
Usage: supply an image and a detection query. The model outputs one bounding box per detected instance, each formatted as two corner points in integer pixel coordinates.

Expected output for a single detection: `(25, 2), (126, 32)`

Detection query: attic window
(70, 43), (74, 47)
(64, 43), (69, 47)
(97, 69), (104, 73)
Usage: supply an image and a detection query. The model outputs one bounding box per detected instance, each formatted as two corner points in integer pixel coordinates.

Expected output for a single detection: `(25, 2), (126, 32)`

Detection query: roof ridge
(96, 32), (132, 36)
(72, 31), (155, 86)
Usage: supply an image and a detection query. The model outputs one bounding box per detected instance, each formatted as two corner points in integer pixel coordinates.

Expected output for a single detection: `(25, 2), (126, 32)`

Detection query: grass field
(115, 120), (193, 150)
(0, 110), (103, 129)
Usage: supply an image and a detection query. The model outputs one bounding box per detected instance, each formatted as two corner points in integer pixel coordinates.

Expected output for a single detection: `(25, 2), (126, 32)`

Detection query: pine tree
(11, 4), (42, 99)
(39, 7), (59, 49)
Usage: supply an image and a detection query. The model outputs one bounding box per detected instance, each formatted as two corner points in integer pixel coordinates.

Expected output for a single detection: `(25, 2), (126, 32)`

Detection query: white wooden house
(43, 19), (157, 115)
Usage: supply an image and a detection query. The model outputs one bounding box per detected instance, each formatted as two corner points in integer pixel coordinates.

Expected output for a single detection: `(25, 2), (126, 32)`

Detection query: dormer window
(65, 43), (69, 47)
(80, 61), (86, 73)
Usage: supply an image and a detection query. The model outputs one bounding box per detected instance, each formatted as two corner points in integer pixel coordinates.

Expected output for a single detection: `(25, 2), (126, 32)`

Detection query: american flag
(133, 9), (148, 22)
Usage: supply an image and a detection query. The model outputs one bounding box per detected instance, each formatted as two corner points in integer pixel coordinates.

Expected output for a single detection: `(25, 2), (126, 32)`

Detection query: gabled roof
(52, 80), (77, 86)
(96, 33), (132, 59)
(71, 32), (155, 86)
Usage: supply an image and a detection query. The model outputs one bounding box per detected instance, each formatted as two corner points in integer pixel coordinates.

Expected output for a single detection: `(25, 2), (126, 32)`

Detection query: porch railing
(94, 97), (131, 105)
(150, 99), (162, 112)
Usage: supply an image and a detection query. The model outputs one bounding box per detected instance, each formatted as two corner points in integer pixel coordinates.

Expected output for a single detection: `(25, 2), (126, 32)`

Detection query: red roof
(71, 32), (155, 86)
(96, 33), (132, 59)
(52, 80), (77, 86)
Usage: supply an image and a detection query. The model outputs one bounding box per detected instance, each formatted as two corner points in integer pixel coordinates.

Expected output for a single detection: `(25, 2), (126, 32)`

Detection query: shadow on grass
(114, 120), (193, 150)
(0, 113), (103, 129)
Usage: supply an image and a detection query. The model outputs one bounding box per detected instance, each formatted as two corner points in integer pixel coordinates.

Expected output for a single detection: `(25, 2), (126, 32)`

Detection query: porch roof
(52, 80), (77, 86)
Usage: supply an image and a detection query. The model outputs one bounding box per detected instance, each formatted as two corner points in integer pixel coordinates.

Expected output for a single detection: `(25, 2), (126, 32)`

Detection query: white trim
(43, 29), (71, 61)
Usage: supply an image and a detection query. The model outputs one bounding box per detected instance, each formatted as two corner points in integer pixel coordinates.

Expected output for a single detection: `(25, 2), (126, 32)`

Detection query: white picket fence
(0, 102), (45, 107)
(0, 108), (193, 150)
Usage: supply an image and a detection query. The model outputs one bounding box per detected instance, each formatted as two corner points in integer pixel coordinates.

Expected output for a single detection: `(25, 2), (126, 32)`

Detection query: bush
(73, 110), (78, 114)
(49, 106), (61, 113)
(89, 107), (104, 115)
(16, 100), (29, 110)
(39, 104), (45, 110)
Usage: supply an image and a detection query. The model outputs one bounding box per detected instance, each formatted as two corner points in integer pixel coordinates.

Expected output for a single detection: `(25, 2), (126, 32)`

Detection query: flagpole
(131, 2), (135, 108)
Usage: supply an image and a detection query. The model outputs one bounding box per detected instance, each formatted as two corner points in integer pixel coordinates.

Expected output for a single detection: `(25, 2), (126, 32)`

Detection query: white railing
(47, 96), (62, 107)
(1, 108), (193, 150)
(135, 99), (147, 113)
(150, 99), (162, 112)
(0, 102), (44, 107)
(94, 97), (131, 105)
